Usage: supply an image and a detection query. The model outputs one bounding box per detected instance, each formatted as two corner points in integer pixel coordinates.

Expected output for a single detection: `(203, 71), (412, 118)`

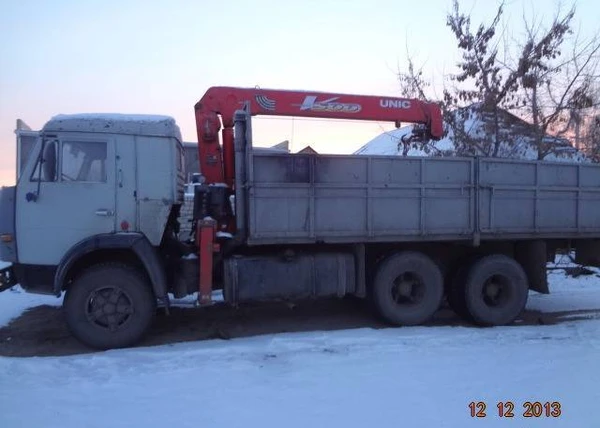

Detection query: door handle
(95, 209), (114, 217)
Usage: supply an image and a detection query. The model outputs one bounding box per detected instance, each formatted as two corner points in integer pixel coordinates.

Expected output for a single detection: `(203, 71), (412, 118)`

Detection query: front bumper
(0, 265), (17, 292)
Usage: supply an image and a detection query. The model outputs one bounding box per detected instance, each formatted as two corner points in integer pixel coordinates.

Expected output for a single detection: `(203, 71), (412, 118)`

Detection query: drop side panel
(247, 153), (475, 244)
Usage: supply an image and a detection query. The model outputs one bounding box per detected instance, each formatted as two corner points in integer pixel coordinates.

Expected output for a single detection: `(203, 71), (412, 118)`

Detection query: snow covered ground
(0, 260), (599, 428)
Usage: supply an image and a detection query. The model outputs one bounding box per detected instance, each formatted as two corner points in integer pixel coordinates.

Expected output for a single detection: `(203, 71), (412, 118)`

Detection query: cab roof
(42, 113), (182, 141)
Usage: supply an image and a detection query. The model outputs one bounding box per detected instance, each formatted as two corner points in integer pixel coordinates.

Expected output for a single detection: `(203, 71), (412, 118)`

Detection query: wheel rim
(390, 272), (425, 306)
(85, 286), (134, 332)
(481, 274), (512, 308)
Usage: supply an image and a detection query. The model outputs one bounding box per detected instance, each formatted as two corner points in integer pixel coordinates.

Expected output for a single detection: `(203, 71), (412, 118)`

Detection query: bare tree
(587, 114), (600, 161)
(398, 54), (430, 101)
(396, 54), (441, 155)
(443, 0), (525, 157)
(516, 6), (600, 159)
(578, 104), (600, 161)
(396, 0), (599, 161)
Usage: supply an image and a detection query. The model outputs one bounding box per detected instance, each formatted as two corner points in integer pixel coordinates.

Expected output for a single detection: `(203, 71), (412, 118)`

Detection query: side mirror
(42, 140), (57, 182)
(28, 138), (58, 203)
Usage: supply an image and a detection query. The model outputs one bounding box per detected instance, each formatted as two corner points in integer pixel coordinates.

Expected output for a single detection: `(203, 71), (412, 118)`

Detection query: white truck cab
(0, 114), (186, 347)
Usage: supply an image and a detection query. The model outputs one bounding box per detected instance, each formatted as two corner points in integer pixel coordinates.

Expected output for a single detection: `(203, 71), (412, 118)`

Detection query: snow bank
(0, 258), (599, 427)
(0, 262), (62, 326)
(527, 258), (600, 312)
(0, 286), (62, 327)
(0, 319), (598, 427)
(0, 260), (600, 428)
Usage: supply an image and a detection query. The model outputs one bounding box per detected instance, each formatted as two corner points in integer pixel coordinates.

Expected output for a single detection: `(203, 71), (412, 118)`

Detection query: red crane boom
(192, 86), (443, 304)
(194, 86), (443, 186)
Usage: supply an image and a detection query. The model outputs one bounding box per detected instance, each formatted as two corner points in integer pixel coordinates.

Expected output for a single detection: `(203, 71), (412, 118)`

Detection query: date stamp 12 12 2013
(469, 401), (562, 418)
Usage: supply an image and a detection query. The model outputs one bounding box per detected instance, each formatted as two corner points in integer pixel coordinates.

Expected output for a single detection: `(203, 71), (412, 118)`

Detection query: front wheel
(64, 263), (156, 349)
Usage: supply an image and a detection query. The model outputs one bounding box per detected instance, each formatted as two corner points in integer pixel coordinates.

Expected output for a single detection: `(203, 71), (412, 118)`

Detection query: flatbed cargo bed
(243, 153), (600, 245)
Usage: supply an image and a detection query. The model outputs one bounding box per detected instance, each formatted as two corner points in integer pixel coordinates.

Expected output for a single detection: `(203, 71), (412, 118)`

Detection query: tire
(372, 252), (444, 326)
(461, 255), (528, 326)
(64, 263), (156, 349)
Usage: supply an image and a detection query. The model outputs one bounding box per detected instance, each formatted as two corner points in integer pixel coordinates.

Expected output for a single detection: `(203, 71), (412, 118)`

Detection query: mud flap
(515, 240), (549, 294)
(575, 240), (600, 267)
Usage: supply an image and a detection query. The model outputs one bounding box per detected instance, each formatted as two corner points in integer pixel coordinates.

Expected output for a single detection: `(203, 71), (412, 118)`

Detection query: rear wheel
(372, 252), (444, 326)
(64, 263), (156, 349)
(458, 255), (528, 326)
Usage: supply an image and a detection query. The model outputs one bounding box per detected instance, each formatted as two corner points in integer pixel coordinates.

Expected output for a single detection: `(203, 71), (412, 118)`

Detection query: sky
(1, 0), (598, 186)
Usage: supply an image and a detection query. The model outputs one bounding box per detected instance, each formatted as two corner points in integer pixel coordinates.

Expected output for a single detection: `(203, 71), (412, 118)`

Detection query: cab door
(16, 135), (117, 265)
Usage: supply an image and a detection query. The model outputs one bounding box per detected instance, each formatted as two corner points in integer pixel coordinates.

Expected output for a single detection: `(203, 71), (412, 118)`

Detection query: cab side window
(30, 139), (58, 182)
(61, 141), (107, 182)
